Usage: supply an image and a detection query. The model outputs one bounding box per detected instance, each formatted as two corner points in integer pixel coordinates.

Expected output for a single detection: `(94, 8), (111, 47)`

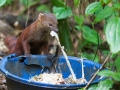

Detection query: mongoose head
(38, 13), (58, 32)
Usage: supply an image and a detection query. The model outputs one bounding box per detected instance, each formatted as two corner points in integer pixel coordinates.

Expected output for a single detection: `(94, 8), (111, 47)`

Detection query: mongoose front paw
(25, 53), (32, 59)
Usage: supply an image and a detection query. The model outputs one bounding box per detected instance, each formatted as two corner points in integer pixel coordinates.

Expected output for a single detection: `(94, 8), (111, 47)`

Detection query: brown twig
(84, 52), (112, 89)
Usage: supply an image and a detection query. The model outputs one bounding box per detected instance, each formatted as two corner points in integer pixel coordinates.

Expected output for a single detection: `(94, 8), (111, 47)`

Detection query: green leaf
(51, 0), (65, 7)
(98, 70), (120, 81)
(98, 70), (114, 77)
(100, 0), (112, 4)
(105, 17), (120, 54)
(0, 0), (6, 6)
(53, 6), (72, 19)
(74, 0), (80, 8)
(88, 79), (113, 90)
(20, 0), (33, 6)
(88, 86), (97, 90)
(112, 72), (120, 81)
(74, 15), (84, 26)
(82, 52), (99, 62)
(115, 57), (120, 71)
(82, 26), (102, 45)
(85, 2), (102, 15)
(75, 25), (81, 31)
(58, 19), (74, 55)
(36, 5), (50, 12)
(94, 6), (113, 22)
(113, 3), (120, 9)
(96, 79), (113, 90)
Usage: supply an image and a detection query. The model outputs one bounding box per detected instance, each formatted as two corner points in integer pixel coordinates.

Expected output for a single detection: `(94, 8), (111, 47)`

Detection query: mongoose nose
(55, 28), (58, 32)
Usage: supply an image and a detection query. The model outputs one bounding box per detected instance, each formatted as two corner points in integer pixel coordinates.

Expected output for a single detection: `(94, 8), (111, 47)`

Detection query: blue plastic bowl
(0, 54), (104, 90)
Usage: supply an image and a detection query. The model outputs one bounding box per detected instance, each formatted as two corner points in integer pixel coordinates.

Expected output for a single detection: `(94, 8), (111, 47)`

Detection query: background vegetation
(0, 0), (120, 90)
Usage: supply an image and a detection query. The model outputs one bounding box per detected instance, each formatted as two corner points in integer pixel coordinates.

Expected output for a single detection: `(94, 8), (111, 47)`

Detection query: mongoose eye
(49, 23), (52, 26)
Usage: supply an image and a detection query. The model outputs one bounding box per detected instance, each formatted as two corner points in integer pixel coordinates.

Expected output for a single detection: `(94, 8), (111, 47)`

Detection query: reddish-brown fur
(14, 13), (58, 56)
(4, 36), (17, 54)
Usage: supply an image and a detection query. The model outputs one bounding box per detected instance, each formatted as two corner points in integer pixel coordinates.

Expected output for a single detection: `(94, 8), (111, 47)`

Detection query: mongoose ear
(38, 13), (44, 22)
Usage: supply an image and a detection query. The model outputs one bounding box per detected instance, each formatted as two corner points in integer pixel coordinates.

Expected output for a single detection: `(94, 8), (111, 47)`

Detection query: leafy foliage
(98, 70), (120, 81)
(82, 52), (99, 62)
(85, 2), (102, 15)
(88, 79), (113, 90)
(85, 0), (120, 89)
(74, 15), (84, 26)
(82, 26), (101, 45)
(36, 5), (50, 12)
(105, 17), (120, 54)
(100, 0), (112, 5)
(113, 3), (120, 9)
(20, 0), (33, 6)
(2, 0), (120, 89)
(94, 6), (113, 22)
(98, 70), (114, 77)
(52, 0), (74, 55)
(74, 0), (80, 8)
(0, 0), (6, 6)
(115, 57), (120, 71)
(53, 6), (72, 19)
